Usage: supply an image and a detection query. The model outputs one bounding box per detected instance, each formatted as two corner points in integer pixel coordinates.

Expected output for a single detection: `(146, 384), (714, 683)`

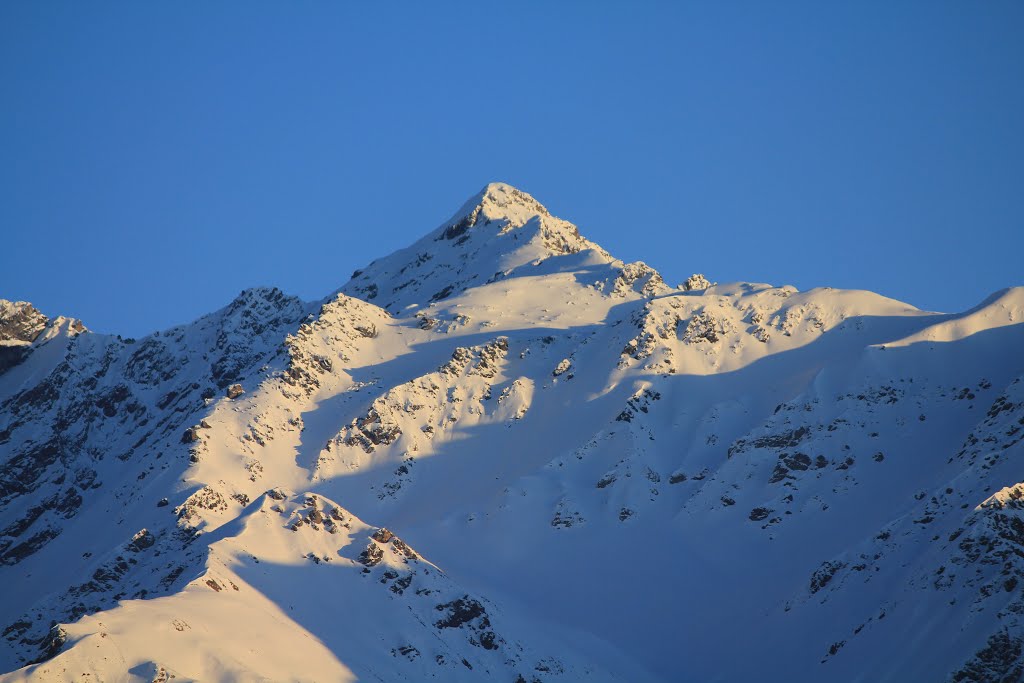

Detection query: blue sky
(1, 2), (1022, 336)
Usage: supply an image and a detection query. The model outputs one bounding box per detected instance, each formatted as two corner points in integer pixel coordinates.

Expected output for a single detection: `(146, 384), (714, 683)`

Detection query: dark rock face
(0, 439), (62, 501)
(128, 529), (155, 552)
(770, 452), (813, 483)
(124, 339), (178, 386)
(1, 527), (61, 566)
(729, 426), (811, 458)
(809, 560), (847, 594)
(28, 624), (66, 665)
(439, 205), (482, 241)
(226, 384), (245, 399)
(434, 596), (501, 651)
(951, 630), (1024, 683)
(430, 285), (456, 303)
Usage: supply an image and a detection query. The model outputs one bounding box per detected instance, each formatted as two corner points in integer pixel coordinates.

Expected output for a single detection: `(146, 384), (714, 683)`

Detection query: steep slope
(1, 183), (1023, 682)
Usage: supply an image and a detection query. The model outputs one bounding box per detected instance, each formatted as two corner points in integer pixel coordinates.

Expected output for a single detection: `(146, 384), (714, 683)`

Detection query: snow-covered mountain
(1, 182), (1023, 682)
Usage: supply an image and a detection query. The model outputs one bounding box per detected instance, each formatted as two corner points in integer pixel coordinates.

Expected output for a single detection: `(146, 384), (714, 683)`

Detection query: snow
(1, 183), (1023, 681)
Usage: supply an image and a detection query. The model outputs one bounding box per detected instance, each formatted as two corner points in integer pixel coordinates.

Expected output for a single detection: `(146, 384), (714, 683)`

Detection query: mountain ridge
(1, 184), (1023, 682)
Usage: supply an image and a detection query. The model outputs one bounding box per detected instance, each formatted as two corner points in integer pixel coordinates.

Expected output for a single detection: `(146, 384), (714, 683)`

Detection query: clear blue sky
(2, 2), (1022, 336)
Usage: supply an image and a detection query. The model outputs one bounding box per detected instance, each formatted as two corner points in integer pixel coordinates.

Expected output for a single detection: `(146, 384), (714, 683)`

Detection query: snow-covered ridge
(340, 182), (673, 313)
(1, 184), (1023, 682)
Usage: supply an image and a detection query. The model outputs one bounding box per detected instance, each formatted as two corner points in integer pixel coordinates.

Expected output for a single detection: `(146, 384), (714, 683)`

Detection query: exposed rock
(682, 311), (725, 344)
(682, 273), (712, 291)
(358, 541), (384, 567)
(128, 529), (155, 552)
(28, 624), (66, 665)
(0, 300), (49, 344)
(950, 629), (1024, 682)
(809, 560), (846, 594)
(372, 527), (395, 544)
(226, 384), (245, 399)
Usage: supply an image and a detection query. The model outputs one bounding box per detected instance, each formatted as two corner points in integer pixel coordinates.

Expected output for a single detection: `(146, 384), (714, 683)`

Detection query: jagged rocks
(226, 383), (245, 399)
(354, 323), (377, 339)
(682, 273), (712, 291)
(950, 629), (1024, 682)
(358, 542), (385, 568)
(1, 527), (61, 566)
(124, 339), (179, 386)
(360, 527), (418, 563)
(808, 560), (853, 597)
(392, 537), (417, 560)
(682, 311), (725, 344)
(552, 358), (572, 377)
(615, 387), (661, 422)
(473, 337), (508, 379)
(0, 302), (52, 374)
(434, 596), (501, 651)
(372, 528), (395, 544)
(352, 407), (403, 449)
(416, 314), (439, 330)
(28, 624), (66, 665)
(769, 452), (813, 483)
(729, 426), (811, 458)
(440, 205), (483, 241)
(611, 262), (668, 298)
(128, 528), (155, 552)
(175, 487), (229, 523)
(0, 300), (49, 344)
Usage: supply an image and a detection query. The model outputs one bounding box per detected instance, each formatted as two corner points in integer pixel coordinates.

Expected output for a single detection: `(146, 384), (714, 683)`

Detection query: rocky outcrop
(682, 273), (712, 291)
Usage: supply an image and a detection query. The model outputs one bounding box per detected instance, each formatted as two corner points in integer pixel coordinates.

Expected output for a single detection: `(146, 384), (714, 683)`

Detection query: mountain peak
(438, 182), (550, 241)
(342, 183), (614, 311)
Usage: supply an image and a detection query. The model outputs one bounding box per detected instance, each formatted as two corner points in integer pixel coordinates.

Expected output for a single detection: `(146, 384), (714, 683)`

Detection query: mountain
(1, 182), (1023, 682)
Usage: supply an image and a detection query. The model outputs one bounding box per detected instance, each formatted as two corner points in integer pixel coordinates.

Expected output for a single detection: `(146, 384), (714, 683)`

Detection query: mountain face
(1, 183), (1023, 683)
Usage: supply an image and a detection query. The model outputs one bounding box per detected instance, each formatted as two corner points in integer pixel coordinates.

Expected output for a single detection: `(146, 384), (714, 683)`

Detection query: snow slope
(1, 182), (1023, 682)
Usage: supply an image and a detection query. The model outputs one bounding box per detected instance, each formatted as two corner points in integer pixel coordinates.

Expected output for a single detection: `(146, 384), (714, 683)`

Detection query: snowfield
(1, 183), (1023, 682)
